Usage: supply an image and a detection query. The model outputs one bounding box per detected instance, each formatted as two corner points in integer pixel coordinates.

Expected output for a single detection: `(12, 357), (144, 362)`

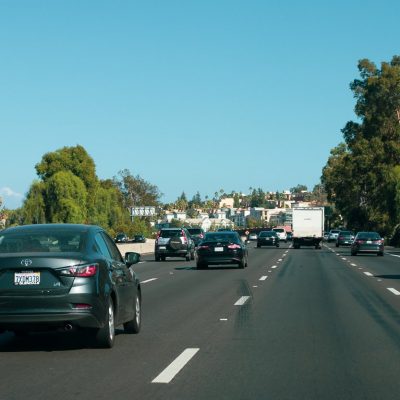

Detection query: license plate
(367, 240), (372, 244)
(214, 247), (224, 252)
(14, 272), (40, 286)
(159, 246), (166, 250)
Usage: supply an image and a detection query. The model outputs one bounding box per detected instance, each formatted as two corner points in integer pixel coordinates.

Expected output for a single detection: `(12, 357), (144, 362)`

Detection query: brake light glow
(72, 303), (93, 310)
(227, 244), (241, 249)
(59, 264), (98, 277)
(181, 230), (187, 244)
(199, 233), (204, 238)
(156, 231), (161, 239)
(198, 245), (209, 250)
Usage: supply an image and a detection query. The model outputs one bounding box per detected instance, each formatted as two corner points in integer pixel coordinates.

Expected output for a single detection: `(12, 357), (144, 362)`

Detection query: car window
(356, 232), (381, 240)
(273, 229), (285, 233)
(160, 230), (182, 238)
(187, 229), (202, 235)
(259, 232), (274, 237)
(102, 232), (123, 262)
(204, 233), (239, 243)
(0, 230), (84, 253)
(95, 233), (112, 259)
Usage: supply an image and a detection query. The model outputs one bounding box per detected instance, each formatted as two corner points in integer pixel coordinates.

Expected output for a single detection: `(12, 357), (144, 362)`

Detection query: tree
(22, 181), (46, 224)
(35, 145), (98, 192)
(290, 184), (308, 194)
(114, 169), (162, 208)
(322, 56), (400, 234)
(45, 171), (87, 223)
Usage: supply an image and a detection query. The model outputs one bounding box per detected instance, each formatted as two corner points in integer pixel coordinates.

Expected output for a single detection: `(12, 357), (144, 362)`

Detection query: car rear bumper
(155, 248), (189, 257)
(353, 245), (384, 253)
(0, 293), (107, 331)
(257, 240), (278, 246)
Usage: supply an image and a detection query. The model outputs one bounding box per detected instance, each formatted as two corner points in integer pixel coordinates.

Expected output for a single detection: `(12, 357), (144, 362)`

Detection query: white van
(272, 228), (287, 242)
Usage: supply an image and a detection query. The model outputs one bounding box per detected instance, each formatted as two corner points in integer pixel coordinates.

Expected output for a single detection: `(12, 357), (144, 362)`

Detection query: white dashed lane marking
(234, 296), (251, 306)
(259, 276), (268, 281)
(141, 278), (158, 284)
(152, 348), (200, 384)
(387, 288), (400, 296)
(363, 272), (373, 277)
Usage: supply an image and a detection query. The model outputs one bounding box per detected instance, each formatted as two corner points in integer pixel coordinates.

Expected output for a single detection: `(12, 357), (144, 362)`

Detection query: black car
(115, 232), (129, 243)
(257, 231), (279, 248)
(154, 228), (195, 261)
(133, 234), (146, 243)
(186, 227), (205, 247)
(0, 224), (142, 348)
(196, 231), (248, 269)
(335, 230), (355, 247)
(351, 231), (384, 256)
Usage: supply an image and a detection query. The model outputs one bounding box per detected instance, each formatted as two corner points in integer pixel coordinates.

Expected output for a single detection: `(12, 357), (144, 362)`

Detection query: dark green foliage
(322, 56), (400, 236)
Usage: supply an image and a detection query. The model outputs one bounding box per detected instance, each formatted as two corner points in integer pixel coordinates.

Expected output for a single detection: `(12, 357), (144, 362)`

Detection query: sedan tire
(124, 293), (141, 334)
(95, 298), (115, 348)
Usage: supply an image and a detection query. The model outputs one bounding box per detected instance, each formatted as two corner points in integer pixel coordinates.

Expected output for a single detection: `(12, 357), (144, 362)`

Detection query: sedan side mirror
(125, 252), (141, 266)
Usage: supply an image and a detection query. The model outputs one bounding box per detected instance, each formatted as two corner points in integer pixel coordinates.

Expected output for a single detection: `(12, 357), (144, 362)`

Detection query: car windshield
(339, 231), (353, 236)
(273, 229), (284, 233)
(356, 232), (381, 240)
(203, 233), (239, 243)
(259, 232), (275, 237)
(187, 229), (202, 235)
(0, 230), (84, 253)
(160, 230), (183, 238)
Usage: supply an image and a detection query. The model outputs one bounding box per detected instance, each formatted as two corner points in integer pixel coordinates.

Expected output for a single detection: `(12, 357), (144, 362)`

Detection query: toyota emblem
(20, 259), (33, 267)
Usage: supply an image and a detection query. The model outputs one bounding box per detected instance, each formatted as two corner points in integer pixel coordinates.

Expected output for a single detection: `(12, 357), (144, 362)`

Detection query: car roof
(2, 224), (97, 234)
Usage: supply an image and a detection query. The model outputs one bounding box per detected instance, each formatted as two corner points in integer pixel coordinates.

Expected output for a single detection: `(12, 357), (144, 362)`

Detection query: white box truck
(292, 207), (324, 249)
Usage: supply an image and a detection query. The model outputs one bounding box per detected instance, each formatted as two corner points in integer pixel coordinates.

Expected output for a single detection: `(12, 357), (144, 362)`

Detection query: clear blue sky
(1, 0), (399, 209)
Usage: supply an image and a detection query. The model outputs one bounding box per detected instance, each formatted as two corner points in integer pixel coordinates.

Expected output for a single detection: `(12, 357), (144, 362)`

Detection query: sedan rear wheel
(124, 293), (141, 334)
(95, 298), (115, 348)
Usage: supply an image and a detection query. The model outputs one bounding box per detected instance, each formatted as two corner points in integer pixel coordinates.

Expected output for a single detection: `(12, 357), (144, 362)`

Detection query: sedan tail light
(227, 244), (241, 249)
(59, 264), (98, 277)
(356, 240), (365, 244)
(197, 245), (209, 250)
(374, 240), (384, 244)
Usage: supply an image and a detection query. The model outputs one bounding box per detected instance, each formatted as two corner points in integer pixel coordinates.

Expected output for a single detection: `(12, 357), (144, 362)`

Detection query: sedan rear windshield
(339, 231), (353, 236)
(0, 231), (85, 253)
(356, 232), (381, 240)
(272, 229), (285, 233)
(259, 232), (275, 237)
(160, 230), (183, 238)
(187, 229), (202, 235)
(203, 233), (240, 243)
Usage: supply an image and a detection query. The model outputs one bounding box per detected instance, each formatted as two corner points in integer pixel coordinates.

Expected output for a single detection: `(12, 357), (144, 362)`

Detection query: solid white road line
(387, 288), (400, 296)
(141, 278), (158, 284)
(234, 296), (251, 306)
(152, 348), (200, 384)
(259, 276), (268, 281)
(363, 272), (373, 277)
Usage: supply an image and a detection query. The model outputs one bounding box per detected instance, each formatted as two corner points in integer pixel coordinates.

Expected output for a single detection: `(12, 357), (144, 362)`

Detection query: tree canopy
(322, 55), (400, 236)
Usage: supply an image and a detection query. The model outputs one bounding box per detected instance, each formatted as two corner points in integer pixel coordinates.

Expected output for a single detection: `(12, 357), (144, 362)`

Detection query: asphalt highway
(2, 241), (400, 400)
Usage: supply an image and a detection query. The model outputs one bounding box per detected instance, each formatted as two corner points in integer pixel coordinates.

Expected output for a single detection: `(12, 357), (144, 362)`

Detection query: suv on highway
(186, 227), (205, 247)
(272, 228), (287, 242)
(155, 228), (195, 261)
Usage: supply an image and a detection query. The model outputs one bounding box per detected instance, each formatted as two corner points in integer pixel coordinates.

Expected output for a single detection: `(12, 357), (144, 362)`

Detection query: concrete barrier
(117, 239), (155, 257)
